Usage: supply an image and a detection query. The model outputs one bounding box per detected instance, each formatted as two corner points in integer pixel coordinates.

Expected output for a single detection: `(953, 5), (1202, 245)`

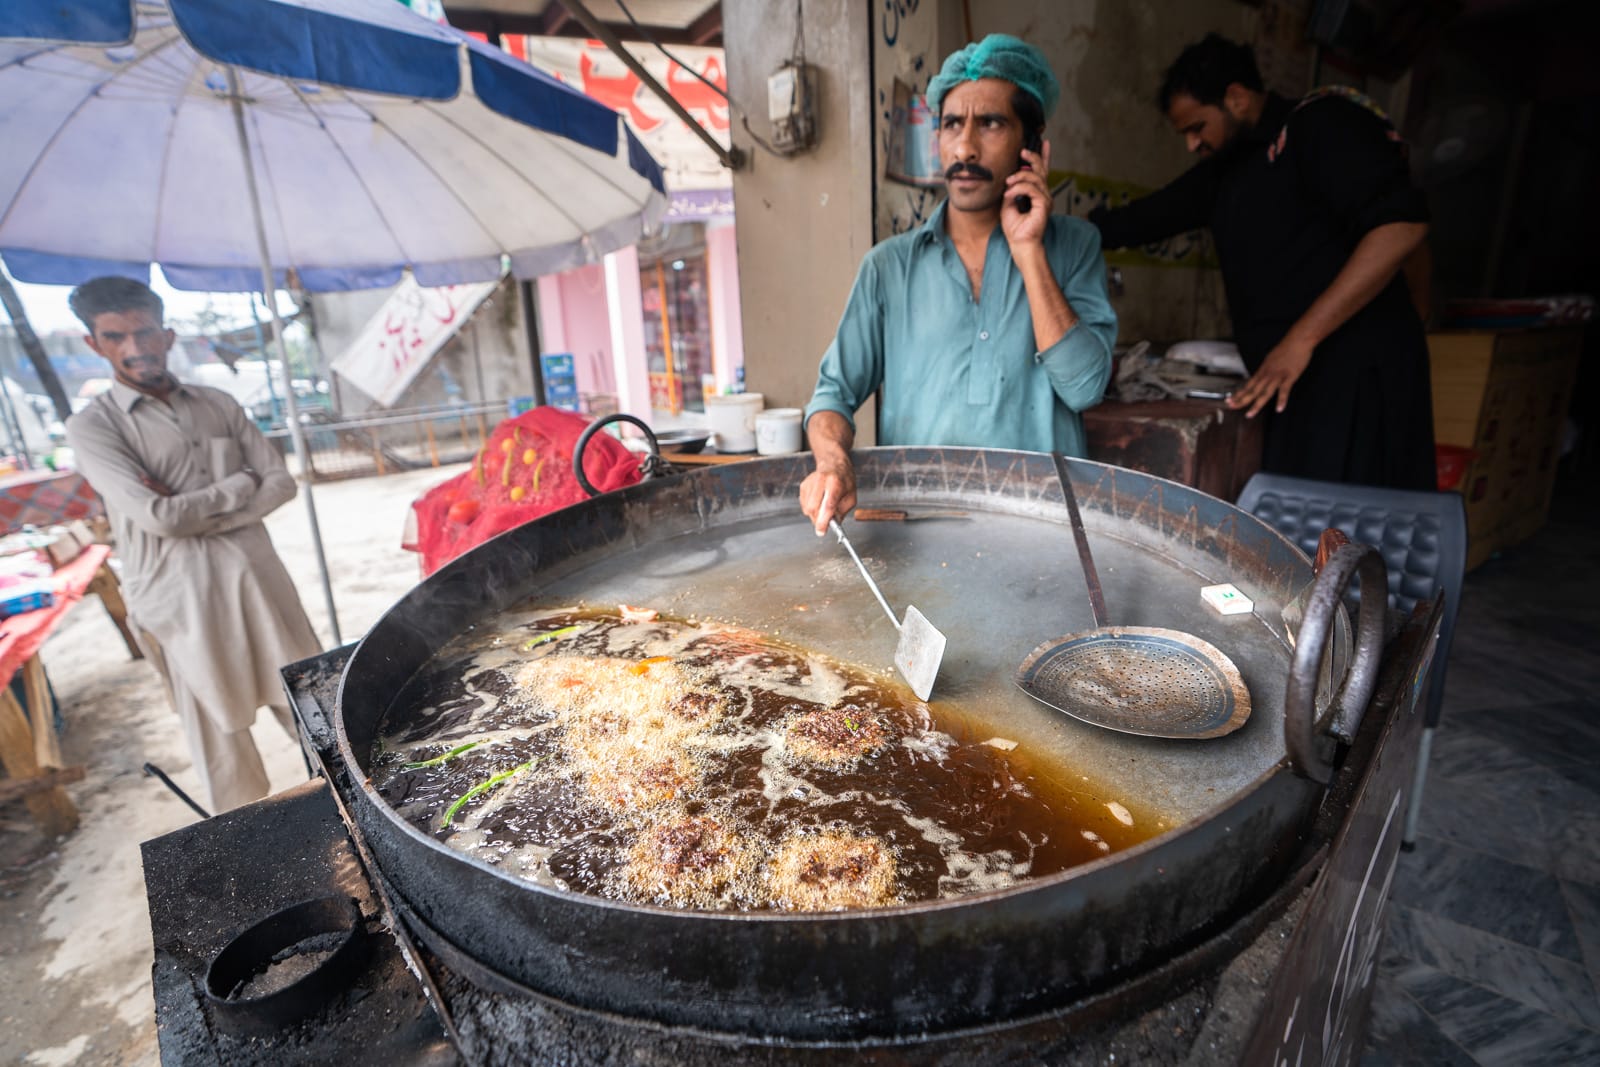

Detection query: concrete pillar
(704, 218), (743, 393)
(724, 0), (876, 438)
(604, 245), (651, 420)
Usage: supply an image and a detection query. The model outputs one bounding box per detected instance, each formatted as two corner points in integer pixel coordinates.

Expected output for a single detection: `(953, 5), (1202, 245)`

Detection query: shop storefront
(514, 36), (743, 426)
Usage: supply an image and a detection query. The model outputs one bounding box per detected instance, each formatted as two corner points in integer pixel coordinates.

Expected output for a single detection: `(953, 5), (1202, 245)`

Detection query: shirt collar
(108, 376), (188, 413)
(913, 199), (952, 248)
(1249, 92), (1294, 144)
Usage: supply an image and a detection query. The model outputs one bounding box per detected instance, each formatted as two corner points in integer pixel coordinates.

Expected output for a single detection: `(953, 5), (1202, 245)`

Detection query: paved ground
(0, 463), (464, 1067)
(1361, 474), (1600, 1065)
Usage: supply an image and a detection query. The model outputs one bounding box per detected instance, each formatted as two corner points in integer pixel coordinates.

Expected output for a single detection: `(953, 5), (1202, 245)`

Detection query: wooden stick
(21, 656), (60, 769)
(854, 508), (970, 522)
(86, 562), (144, 661)
(0, 689), (77, 836)
(0, 765), (85, 806)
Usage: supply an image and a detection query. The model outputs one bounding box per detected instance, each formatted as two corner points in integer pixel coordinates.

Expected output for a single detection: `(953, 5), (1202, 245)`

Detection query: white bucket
(755, 407), (804, 455)
(704, 392), (764, 453)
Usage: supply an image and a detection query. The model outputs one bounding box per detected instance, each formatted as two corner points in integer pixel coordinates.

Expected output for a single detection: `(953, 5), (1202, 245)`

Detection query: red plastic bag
(405, 406), (641, 576)
(1434, 444), (1478, 492)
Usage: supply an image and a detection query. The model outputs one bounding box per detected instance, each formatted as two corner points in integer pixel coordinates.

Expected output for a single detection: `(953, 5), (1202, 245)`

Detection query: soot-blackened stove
(143, 605), (1434, 1066)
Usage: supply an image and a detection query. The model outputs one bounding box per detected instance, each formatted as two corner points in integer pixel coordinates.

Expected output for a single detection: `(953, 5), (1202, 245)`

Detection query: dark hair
(1011, 86), (1045, 148)
(67, 275), (164, 332)
(1158, 33), (1263, 112)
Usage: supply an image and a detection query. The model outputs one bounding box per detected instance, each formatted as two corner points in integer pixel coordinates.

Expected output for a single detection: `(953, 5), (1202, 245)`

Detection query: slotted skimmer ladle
(1015, 454), (1252, 739)
(828, 519), (947, 702)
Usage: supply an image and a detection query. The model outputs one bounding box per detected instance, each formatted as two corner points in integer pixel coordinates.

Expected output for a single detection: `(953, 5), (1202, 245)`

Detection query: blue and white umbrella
(0, 0), (667, 291)
(0, 0), (669, 641)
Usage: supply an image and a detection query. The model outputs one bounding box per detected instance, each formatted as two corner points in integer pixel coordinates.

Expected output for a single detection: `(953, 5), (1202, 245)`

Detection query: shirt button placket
(969, 320), (995, 404)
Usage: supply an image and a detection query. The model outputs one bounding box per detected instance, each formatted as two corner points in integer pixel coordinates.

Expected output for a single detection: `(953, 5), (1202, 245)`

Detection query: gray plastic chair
(1236, 471), (1468, 848)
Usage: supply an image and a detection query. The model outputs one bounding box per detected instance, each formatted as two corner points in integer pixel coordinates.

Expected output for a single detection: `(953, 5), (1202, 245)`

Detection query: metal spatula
(829, 520), (947, 701)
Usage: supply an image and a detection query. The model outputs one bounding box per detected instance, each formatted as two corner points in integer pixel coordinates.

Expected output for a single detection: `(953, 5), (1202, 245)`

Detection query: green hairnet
(926, 34), (1059, 119)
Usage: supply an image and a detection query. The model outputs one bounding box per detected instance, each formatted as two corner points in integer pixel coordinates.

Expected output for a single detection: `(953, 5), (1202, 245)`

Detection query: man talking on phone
(800, 34), (1116, 533)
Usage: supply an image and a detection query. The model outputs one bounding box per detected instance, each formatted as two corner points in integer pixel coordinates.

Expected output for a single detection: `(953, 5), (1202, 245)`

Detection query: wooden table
(668, 403), (1265, 503)
(0, 543), (140, 836)
(1084, 397), (1264, 502)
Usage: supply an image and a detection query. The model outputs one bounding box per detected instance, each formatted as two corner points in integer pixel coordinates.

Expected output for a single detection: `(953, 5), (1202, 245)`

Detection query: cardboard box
(1427, 328), (1582, 568)
(0, 581), (54, 618)
(45, 523), (89, 567)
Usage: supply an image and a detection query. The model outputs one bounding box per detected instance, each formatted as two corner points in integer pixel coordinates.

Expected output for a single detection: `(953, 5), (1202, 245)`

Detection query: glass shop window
(640, 226), (712, 416)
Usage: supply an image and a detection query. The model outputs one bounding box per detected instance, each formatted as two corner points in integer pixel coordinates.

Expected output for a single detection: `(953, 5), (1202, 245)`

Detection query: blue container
(540, 352), (575, 376)
(0, 585), (54, 618)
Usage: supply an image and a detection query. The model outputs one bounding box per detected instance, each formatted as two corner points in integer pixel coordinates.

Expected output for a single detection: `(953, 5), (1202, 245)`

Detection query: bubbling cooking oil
(371, 608), (1164, 912)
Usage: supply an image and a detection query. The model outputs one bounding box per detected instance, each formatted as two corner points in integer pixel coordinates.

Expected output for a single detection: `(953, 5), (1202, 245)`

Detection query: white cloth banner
(517, 38), (729, 195)
(332, 275), (499, 406)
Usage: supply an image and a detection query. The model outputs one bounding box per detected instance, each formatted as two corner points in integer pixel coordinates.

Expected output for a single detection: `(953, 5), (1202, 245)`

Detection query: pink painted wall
(705, 218), (745, 392)
(535, 263), (615, 396)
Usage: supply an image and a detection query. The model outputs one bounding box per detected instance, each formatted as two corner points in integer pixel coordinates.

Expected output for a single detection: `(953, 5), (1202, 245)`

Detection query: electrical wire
(612, 0), (726, 99)
(610, 0), (790, 159)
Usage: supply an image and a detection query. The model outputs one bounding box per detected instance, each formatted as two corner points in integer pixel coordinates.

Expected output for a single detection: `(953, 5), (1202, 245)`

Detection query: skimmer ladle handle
(830, 520), (901, 631)
(1053, 453), (1108, 628)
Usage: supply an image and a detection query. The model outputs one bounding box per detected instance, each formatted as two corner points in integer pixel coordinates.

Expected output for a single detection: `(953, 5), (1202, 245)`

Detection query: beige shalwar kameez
(66, 381), (323, 811)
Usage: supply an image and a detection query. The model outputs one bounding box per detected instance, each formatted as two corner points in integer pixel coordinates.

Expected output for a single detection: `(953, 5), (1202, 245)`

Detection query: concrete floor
(1, 462), (1594, 1065)
(0, 463), (463, 1067)
(1361, 471), (1600, 1065)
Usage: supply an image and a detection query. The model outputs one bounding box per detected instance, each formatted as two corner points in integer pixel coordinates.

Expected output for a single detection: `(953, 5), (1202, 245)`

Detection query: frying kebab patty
(784, 703), (890, 766)
(765, 830), (900, 911)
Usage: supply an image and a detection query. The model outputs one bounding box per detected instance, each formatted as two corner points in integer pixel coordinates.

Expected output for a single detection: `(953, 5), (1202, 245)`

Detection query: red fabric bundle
(406, 406), (640, 576)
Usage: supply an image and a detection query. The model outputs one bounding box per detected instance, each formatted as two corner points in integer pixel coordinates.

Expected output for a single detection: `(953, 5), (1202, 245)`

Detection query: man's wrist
(1280, 329), (1319, 356)
(812, 447), (852, 474)
(1010, 239), (1049, 267)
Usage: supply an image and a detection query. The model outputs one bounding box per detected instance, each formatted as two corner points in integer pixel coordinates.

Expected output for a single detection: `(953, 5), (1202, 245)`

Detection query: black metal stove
(144, 590), (1438, 1066)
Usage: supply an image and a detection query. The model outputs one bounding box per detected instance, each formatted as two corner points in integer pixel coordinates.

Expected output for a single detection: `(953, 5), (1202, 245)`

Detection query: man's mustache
(945, 162), (994, 181)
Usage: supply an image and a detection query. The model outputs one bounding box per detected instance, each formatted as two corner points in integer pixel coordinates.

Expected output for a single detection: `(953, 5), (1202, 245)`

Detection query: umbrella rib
(270, 81), (457, 275)
(492, 106), (651, 224)
(244, 82), (308, 281)
(147, 47), (205, 278)
(401, 98), (589, 251)
(344, 96), (574, 266)
(0, 28), (191, 239)
(415, 96), (659, 259)
(379, 90), (655, 266)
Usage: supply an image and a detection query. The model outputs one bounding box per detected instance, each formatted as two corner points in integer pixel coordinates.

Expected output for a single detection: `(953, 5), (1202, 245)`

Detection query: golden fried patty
(764, 830), (899, 911)
(621, 816), (752, 906)
(784, 704), (889, 766)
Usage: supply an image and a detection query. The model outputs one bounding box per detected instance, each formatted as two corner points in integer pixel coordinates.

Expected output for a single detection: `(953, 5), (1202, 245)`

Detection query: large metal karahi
(335, 448), (1377, 1041)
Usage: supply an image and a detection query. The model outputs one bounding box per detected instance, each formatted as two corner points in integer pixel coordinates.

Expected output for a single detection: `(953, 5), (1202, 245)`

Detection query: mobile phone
(1014, 129), (1043, 214)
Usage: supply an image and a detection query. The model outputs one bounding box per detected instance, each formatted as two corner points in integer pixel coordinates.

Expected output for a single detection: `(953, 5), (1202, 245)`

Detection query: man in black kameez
(1091, 34), (1436, 490)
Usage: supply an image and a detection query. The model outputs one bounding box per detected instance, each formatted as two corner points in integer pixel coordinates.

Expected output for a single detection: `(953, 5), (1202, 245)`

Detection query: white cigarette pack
(1201, 583), (1253, 616)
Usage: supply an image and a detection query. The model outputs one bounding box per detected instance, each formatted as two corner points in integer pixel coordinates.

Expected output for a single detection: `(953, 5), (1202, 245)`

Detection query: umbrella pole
(228, 71), (342, 646)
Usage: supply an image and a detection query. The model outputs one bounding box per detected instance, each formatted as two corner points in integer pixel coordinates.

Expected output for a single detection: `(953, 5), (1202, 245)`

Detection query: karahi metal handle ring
(1283, 542), (1388, 784)
(574, 413), (671, 497)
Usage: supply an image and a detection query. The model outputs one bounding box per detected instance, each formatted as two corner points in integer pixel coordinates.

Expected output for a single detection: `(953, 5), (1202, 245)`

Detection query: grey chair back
(1236, 472), (1468, 728)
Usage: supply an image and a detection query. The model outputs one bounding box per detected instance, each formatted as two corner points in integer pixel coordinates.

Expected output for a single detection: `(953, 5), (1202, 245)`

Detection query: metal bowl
(654, 428), (711, 453)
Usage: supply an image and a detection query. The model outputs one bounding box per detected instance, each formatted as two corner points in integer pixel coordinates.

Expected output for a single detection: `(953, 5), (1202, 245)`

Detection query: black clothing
(1091, 93), (1436, 491)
